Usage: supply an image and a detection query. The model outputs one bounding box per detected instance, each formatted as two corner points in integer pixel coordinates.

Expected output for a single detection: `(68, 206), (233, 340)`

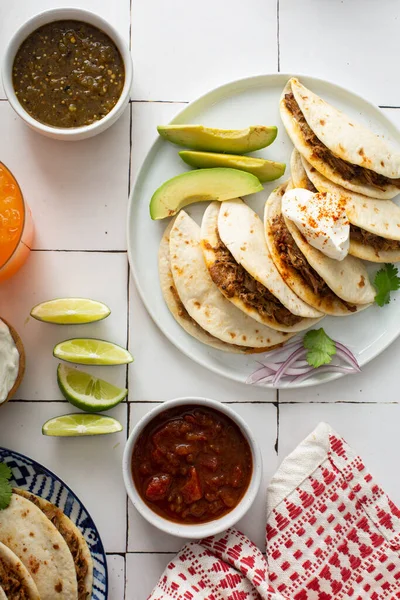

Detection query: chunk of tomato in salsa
(181, 467), (202, 504)
(145, 474), (171, 501)
(132, 405), (253, 525)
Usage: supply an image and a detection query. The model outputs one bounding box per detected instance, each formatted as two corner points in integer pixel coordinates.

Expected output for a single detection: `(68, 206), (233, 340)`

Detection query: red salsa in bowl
(131, 405), (253, 524)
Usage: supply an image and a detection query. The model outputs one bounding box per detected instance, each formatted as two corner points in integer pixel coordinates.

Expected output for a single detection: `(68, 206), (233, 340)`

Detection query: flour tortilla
(0, 493), (78, 600)
(264, 183), (374, 315)
(300, 155), (400, 263)
(169, 210), (293, 348)
(290, 148), (316, 191)
(201, 200), (323, 332)
(0, 541), (40, 600)
(280, 78), (400, 199)
(159, 219), (247, 353)
(15, 489), (92, 600)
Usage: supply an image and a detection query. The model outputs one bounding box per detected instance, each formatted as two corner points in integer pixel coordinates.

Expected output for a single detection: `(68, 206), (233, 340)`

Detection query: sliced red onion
(246, 366), (275, 384)
(334, 343), (361, 371)
(261, 362), (313, 375)
(261, 340), (302, 359)
(248, 334), (360, 387)
(272, 347), (308, 386)
(290, 365), (356, 385)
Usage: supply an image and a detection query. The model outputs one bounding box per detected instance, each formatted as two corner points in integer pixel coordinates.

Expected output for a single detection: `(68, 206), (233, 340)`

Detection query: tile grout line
(129, 99), (189, 104)
(276, 0), (280, 72)
(275, 392), (280, 455)
(124, 98), (134, 596)
(31, 249), (127, 254)
(9, 399), (400, 405)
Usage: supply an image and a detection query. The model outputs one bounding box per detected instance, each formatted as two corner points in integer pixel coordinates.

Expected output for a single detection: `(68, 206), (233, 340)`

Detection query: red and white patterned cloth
(149, 422), (400, 599)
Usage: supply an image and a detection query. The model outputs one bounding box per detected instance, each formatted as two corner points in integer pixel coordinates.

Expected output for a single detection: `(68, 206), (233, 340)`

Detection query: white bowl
(122, 397), (262, 539)
(2, 8), (133, 141)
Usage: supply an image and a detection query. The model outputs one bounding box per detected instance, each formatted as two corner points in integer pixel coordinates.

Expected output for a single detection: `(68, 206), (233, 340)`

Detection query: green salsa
(13, 20), (125, 128)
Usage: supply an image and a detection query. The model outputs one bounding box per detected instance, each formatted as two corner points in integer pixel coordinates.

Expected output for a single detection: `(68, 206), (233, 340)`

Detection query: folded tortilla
(159, 219), (248, 353)
(264, 183), (375, 315)
(169, 210), (293, 349)
(0, 493), (78, 600)
(0, 541), (40, 600)
(280, 77), (400, 199)
(15, 490), (93, 600)
(297, 153), (400, 263)
(200, 200), (323, 332)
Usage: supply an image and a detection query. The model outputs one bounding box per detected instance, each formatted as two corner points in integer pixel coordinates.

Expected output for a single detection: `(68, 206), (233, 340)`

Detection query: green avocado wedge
(150, 168), (263, 220)
(179, 151), (286, 183)
(157, 124), (277, 154)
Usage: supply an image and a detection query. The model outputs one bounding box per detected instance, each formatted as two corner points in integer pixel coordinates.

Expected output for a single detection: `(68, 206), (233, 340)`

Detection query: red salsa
(132, 405), (253, 524)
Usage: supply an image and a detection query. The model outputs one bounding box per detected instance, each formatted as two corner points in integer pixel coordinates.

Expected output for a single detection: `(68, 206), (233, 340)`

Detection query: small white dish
(122, 396), (262, 539)
(2, 8), (133, 141)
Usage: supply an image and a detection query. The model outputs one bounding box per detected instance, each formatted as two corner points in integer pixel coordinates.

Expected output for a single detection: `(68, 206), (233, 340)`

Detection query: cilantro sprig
(0, 463), (12, 510)
(374, 263), (400, 307)
(303, 328), (336, 368)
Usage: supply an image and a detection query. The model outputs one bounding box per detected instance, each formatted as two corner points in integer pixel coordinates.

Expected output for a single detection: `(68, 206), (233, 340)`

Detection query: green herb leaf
(303, 328), (336, 368)
(374, 263), (400, 307)
(0, 463), (12, 510)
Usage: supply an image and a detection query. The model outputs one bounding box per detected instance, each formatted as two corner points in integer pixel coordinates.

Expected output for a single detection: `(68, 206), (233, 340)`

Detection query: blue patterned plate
(0, 447), (108, 600)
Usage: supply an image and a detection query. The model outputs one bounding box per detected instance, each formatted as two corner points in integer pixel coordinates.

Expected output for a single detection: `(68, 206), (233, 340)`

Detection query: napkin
(149, 422), (400, 599)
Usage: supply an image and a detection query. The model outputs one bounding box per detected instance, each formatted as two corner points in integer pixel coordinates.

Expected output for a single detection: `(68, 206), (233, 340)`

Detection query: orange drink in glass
(0, 163), (34, 283)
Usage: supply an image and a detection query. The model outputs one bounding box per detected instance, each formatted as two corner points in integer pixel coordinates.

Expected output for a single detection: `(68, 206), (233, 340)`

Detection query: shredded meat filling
(208, 236), (302, 327)
(284, 93), (400, 190)
(0, 556), (30, 600)
(271, 215), (357, 312)
(350, 225), (400, 252)
(15, 491), (89, 600)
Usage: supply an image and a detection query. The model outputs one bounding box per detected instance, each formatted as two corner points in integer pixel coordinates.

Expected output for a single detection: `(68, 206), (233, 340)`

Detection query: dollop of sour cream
(0, 319), (19, 403)
(282, 188), (350, 261)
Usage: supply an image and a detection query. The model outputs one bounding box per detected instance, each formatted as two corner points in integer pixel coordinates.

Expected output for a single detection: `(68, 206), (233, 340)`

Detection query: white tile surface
(280, 0), (400, 106)
(126, 553), (171, 600)
(131, 0), (278, 102)
(278, 403), (400, 507)
(107, 554), (125, 600)
(1, 1), (400, 596)
(0, 251), (128, 399)
(0, 102), (130, 251)
(128, 279), (277, 402)
(128, 402), (278, 552)
(0, 401), (128, 552)
(131, 101), (186, 183)
(0, 0), (130, 99)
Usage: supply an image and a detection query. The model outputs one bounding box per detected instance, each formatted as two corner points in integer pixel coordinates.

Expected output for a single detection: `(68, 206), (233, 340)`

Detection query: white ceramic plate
(127, 74), (400, 389)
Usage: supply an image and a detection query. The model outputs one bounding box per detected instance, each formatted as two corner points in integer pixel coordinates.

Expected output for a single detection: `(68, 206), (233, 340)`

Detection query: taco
(200, 200), (323, 332)
(264, 182), (375, 315)
(159, 219), (248, 353)
(0, 492), (78, 599)
(15, 489), (93, 600)
(0, 541), (40, 600)
(168, 210), (293, 349)
(280, 77), (400, 199)
(297, 153), (400, 263)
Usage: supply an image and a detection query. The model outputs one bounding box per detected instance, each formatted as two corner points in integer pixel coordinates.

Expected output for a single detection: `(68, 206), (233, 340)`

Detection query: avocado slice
(157, 124), (277, 154)
(179, 150), (286, 183)
(150, 168), (263, 220)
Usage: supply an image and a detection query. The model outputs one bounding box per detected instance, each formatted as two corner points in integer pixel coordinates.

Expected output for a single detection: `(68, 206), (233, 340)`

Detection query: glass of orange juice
(0, 162), (34, 283)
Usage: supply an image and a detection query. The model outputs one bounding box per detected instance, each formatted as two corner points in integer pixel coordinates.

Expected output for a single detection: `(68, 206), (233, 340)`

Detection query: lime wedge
(31, 298), (111, 324)
(57, 364), (128, 412)
(42, 413), (123, 437)
(53, 339), (133, 365)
